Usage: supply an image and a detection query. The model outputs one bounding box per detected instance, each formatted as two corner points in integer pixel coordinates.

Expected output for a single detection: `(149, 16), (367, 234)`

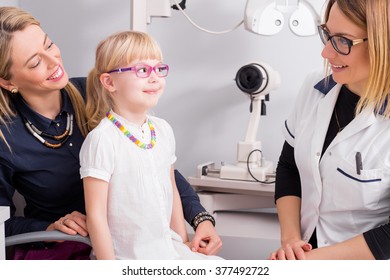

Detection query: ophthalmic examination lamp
(217, 62), (281, 183)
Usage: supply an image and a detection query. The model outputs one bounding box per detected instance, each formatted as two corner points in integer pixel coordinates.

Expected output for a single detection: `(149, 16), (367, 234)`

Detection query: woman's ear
(99, 73), (116, 93)
(0, 78), (16, 92)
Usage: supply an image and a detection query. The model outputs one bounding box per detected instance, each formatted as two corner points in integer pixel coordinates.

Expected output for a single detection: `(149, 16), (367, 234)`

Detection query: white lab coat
(283, 71), (390, 247)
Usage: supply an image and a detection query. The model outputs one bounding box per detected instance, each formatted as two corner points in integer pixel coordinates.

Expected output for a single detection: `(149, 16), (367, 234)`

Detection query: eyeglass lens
(318, 26), (351, 55)
(135, 64), (169, 78)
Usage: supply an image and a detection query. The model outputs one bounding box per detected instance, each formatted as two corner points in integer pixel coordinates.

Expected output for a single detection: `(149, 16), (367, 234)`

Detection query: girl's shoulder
(87, 117), (114, 136)
(148, 115), (172, 130)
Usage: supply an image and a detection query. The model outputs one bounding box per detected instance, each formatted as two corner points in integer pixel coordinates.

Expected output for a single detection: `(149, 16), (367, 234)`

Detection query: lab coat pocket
(332, 160), (385, 210)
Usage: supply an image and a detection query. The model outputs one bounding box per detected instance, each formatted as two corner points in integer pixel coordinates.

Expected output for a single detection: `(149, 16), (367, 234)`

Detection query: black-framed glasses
(107, 63), (169, 78)
(317, 24), (368, 55)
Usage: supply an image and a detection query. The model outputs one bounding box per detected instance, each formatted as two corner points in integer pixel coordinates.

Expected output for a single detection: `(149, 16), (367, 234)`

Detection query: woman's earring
(11, 88), (18, 94)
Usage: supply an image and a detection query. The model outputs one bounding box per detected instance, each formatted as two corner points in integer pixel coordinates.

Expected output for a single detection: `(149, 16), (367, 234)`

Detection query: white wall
(18, 0), (325, 178)
(1, 0), (18, 6)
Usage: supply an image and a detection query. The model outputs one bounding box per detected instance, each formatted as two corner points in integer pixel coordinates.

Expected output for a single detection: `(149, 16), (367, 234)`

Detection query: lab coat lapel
(312, 84), (340, 157)
(327, 108), (377, 151)
(311, 84), (340, 187)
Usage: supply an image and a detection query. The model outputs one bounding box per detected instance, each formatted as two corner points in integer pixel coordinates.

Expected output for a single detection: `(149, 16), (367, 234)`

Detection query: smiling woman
(319, 1), (370, 97)
(0, 6), (91, 259)
(10, 27), (68, 99)
(270, 0), (390, 260)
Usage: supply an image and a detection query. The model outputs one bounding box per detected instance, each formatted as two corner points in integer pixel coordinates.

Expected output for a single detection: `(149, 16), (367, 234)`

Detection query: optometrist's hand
(191, 220), (222, 255)
(269, 240), (312, 260)
(47, 211), (88, 237)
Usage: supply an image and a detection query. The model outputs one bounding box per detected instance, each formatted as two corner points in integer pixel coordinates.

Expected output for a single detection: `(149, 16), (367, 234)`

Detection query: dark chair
(4, 191), (91, 259)
(5, 230), (91, 247)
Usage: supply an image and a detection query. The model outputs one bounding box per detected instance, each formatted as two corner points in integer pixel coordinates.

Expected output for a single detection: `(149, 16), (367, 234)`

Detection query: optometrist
(269, 0), (390, 260)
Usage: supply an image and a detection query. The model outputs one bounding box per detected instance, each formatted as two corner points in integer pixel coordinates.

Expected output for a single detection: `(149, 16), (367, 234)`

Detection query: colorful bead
(106, 111), (156, 149)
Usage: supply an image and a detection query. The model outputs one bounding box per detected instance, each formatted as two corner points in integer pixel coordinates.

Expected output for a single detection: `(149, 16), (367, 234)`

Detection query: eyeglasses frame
(317, 24), (368, 55)
(107, 63), (169, 78)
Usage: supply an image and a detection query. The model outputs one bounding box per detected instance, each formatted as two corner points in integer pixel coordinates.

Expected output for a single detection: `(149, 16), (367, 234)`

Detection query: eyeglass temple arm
(108, 67), (134, 74)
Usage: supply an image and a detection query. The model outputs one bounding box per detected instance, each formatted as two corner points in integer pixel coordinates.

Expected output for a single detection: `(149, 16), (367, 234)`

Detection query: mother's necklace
(106, 111), (156, 149)
(23, 113), (74, 149)
(334, 107), (345, 133)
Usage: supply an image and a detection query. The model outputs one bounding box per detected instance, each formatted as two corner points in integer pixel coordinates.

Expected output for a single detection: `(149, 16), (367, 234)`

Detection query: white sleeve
(283, 70), (323, 148)
(165, 119), (177, 166)
(156, 117), (176, 165)
(79, 128), (115, 182)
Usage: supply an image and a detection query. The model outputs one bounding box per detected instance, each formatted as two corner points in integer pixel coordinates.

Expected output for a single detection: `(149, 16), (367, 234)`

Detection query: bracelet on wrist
(191, 211), (216, 231)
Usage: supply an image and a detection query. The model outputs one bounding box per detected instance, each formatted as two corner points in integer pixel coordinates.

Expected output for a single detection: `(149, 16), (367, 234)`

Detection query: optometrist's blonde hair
(324, 0), (390, 118)
(0, 6), (88, 149)
(86, 30), (163, 131)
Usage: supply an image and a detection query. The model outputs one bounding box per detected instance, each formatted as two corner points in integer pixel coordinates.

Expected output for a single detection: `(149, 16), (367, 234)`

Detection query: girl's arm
(169, 166), (189, 243)
(83, 176), (115, 259)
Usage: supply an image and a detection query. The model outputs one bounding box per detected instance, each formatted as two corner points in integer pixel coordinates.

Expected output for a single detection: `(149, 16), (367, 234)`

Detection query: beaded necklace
(106, 111), (156, 149)
(23, 113), (74, 149)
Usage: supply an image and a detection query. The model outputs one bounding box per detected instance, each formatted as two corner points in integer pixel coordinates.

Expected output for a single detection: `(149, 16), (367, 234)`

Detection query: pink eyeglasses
(107, 63), (169, 78)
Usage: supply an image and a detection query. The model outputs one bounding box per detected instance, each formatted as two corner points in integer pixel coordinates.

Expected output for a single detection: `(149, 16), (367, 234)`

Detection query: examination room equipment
(134, 0), (319, 35)
(188, 62), (281, 259)
(244, 0), (318, 36)
(219, 62), (280, 183)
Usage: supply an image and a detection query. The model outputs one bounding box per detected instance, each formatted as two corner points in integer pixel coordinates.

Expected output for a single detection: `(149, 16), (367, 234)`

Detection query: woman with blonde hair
(270, 0), (390, 260)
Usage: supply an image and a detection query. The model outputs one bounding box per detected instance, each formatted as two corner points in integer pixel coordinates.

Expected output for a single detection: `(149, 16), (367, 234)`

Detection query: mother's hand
(47, 211), (88, 237)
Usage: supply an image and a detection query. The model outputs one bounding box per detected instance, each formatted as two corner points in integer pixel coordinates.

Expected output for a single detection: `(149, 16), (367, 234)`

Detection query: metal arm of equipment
(131, 0), (172, 32)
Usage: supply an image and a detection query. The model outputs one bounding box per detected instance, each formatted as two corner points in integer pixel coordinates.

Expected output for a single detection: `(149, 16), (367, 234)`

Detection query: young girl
(80, 31), (222, 260)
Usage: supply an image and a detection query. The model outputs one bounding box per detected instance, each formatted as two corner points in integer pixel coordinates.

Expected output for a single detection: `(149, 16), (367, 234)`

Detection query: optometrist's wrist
(191, 211), (216, 231)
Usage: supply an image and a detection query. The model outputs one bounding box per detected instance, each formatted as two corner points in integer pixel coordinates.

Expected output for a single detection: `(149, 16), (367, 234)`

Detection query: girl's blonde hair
(0, 7), (88, 148)
(86, 31), (163, 131)
(324, 0), (390, 118)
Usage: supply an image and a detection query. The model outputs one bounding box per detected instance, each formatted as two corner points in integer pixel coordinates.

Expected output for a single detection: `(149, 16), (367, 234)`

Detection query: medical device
(244, 0), (319, 36)
(199, 63), (280, 183)
(131, 0), (319, 37)
(131, 0), (172, 31)
(220, 62), (280, 182)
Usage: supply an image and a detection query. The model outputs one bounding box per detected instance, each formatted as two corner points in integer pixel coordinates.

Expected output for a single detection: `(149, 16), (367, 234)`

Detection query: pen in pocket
(355, 152), (363, 175)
